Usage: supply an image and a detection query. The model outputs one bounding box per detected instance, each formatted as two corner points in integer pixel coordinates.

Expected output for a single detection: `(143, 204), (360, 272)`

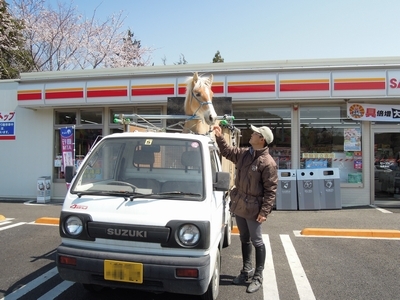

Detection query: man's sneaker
(246, 276), (263, 293)
(232, 269), (254, 285)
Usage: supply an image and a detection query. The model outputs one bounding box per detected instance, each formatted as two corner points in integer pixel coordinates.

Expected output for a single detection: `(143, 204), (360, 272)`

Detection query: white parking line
(263, 234), (280, 299)
(0, 222), (26, 231)
(0, 221), (12, 226)
(37, 280), (75, 300)
(280, 234), (316, 300)
(1, 267), (58, 300)
(370, 205), (393, 213)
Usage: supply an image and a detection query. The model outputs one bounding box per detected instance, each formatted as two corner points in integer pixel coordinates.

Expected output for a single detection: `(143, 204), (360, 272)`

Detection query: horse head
(184, 72), (217, 127)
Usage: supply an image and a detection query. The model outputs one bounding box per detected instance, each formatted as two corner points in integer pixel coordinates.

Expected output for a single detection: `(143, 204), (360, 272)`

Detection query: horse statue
(183, 72), (217, 134)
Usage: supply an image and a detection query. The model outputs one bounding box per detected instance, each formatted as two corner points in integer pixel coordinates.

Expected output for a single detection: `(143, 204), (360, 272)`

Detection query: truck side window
(209, 150), (218, 183)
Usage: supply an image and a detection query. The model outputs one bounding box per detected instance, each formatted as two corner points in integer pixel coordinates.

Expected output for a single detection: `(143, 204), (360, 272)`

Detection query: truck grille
(87, 222), (170, 243)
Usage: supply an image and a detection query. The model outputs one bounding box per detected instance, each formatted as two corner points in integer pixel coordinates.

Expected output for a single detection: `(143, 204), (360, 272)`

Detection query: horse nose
(209, 114), (217, 123)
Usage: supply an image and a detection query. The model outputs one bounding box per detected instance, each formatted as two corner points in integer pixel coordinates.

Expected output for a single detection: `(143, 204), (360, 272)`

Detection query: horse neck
(183, 119), (210, 135)
(184, 92), (195, 116)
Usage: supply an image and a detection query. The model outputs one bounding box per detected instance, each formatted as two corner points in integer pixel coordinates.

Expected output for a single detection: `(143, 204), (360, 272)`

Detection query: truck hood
(63, 193), (212, 226)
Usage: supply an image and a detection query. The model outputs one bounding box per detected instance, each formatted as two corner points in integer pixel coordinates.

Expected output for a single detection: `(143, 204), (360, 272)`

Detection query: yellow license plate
(104, 260), (143, 284)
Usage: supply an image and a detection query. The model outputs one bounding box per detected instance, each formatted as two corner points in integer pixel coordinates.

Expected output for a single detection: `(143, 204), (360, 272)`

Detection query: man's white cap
(250, 124), (274, 144)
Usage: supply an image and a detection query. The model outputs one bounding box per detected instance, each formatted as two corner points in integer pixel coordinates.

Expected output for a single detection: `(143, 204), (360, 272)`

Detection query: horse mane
(184, 73), (213, 112)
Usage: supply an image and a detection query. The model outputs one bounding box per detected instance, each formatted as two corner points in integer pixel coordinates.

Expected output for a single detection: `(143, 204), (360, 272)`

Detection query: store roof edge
(18, 56), (400, 82)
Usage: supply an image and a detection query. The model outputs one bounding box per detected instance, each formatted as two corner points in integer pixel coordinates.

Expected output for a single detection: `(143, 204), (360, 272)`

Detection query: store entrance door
(373, 127), (400, 201)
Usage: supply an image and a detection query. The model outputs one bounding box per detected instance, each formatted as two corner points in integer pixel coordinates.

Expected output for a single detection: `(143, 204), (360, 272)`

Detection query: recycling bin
(296, 169), (320, 210)
(276, 170), (298, 210)
(318, 168), (341, 209)
(394, 171), (400, 199)
(37, 176), (51, 203)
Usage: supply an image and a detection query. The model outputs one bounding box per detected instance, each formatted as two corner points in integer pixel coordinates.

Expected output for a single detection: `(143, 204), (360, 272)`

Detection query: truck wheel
(200, 249), (220, 300)
(223, 213), (232, 248)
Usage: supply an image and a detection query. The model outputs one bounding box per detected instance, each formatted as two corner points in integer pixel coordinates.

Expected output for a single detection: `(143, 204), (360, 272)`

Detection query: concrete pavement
(2, 200), (400, 238)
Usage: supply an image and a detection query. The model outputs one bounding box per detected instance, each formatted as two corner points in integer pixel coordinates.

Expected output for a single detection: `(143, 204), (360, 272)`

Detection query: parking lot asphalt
(2, 199), (400, 238)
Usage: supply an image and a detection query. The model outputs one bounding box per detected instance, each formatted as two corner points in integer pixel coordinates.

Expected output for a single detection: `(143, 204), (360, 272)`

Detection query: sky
(39, 0), (400, 66)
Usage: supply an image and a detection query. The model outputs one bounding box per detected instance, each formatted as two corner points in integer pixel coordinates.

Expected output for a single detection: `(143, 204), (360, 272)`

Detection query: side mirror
(65, 166), (76, 184)
(213, 171), (230, 191)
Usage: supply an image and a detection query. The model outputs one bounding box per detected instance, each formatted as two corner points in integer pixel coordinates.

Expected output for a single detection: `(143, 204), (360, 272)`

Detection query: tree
(110, 29), (150, 68)
(212, 50), (224, 63)
(10, 0), (153, 71)
(0, 0), (33, 78)
(174, 53), (187, 65)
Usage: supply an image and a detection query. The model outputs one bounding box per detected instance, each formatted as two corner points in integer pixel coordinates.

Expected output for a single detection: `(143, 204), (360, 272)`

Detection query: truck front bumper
(56, 244), (211, 295)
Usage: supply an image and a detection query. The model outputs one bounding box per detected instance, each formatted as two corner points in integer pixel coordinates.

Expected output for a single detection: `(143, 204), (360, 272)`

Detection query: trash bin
(276, 170), (298, 210)
(296, 169), (320, 210)
(37, 176), (51, 203)
(318, 168), (341, 209)
(394, 171), (400, 199)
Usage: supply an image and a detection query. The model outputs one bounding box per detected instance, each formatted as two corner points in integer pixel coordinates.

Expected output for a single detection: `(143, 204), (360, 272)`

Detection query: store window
(55, 111), (76, 125)
(54, 109), (103, 180)
(300, 105), (362, 183)
(233, 105), (292, 169)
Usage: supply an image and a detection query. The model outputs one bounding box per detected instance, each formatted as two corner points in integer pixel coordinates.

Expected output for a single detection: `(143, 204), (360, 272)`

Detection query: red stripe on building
(228, 84), (275, 93)
(178, 87), (186, 95)
(280, 83), (329, 92)
(132, 87), (175, 96)
(17, 93), (42, 101)
(0, 136), (15, 140)
(334, 82), (385, 90)
(87, 90), (128, 97)
(211, 86), (224, 93)
(46, 91), (84, 99)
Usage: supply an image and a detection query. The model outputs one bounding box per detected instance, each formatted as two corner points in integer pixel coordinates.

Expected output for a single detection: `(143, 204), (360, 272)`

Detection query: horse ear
(207, 74), (213, 85)
(193, 72), (199, 83)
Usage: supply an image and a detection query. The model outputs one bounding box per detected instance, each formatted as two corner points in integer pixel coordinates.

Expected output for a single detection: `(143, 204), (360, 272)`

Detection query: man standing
(213, 124), (278, 293)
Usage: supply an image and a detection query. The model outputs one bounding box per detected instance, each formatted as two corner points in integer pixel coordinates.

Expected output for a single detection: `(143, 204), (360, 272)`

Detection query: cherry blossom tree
(0, 0), (33, 78)
(10, 0), (153, 71)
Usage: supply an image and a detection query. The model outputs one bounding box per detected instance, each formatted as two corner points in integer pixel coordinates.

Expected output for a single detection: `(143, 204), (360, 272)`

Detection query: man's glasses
(253, 132), (264, 139)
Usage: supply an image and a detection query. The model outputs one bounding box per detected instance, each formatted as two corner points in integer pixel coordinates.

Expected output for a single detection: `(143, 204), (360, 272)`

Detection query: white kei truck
(56, 117), (239, 300)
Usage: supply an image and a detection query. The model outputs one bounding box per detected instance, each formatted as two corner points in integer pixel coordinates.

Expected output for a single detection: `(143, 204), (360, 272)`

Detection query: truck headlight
(177, 224), (200, 247)
(64, 216), (83, 236)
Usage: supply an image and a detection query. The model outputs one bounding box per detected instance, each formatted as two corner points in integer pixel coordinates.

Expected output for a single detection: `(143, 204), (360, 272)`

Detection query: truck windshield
(70, 137), (204, 199)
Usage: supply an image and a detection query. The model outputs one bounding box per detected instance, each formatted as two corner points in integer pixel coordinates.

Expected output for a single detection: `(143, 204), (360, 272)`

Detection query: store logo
(389, 78), (400, 88)
(70, 204), (88, 210)
(393, 108), (400, 119)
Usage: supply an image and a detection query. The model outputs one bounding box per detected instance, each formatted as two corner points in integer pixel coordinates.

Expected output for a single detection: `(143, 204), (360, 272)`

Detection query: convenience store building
(1, 57), (400, 206)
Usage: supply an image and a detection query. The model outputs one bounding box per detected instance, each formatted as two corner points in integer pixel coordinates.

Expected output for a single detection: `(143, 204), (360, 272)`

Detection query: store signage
(389, 78), (400, 88)
(0, 111), (16, 140)
(347, 103), (400, 122)
(60, 127), (74, 172)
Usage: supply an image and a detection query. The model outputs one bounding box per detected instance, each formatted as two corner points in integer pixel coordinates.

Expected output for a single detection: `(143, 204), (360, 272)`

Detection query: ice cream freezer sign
(347, 103), (400, 122)
(0, 111), (16, 140)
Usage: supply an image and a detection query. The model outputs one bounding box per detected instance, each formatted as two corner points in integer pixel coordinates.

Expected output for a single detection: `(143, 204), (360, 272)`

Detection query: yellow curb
(232, 226), (239, 234)
(0, 215), (5, 221)
(301, 228), (400, 238)
(35, 217), (60, 225)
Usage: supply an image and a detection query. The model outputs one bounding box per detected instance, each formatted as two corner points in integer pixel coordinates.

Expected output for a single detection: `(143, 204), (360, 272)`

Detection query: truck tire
(223, 213), (233, 248)
(200, 249), (220, 300)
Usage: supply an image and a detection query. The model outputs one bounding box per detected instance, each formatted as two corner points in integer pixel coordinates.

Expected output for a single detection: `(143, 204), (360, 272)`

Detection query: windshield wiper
(74, 190), (145, 201)
(126, 191), (202, 201)
(154, 191), (201, 197)
(74, 190), (201, 201)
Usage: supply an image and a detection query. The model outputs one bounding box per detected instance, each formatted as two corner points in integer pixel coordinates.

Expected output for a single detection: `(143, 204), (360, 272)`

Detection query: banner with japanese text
(0, 111), (16, 140)
(60, 127), (74, 172)
(347, 103), (400, 121)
